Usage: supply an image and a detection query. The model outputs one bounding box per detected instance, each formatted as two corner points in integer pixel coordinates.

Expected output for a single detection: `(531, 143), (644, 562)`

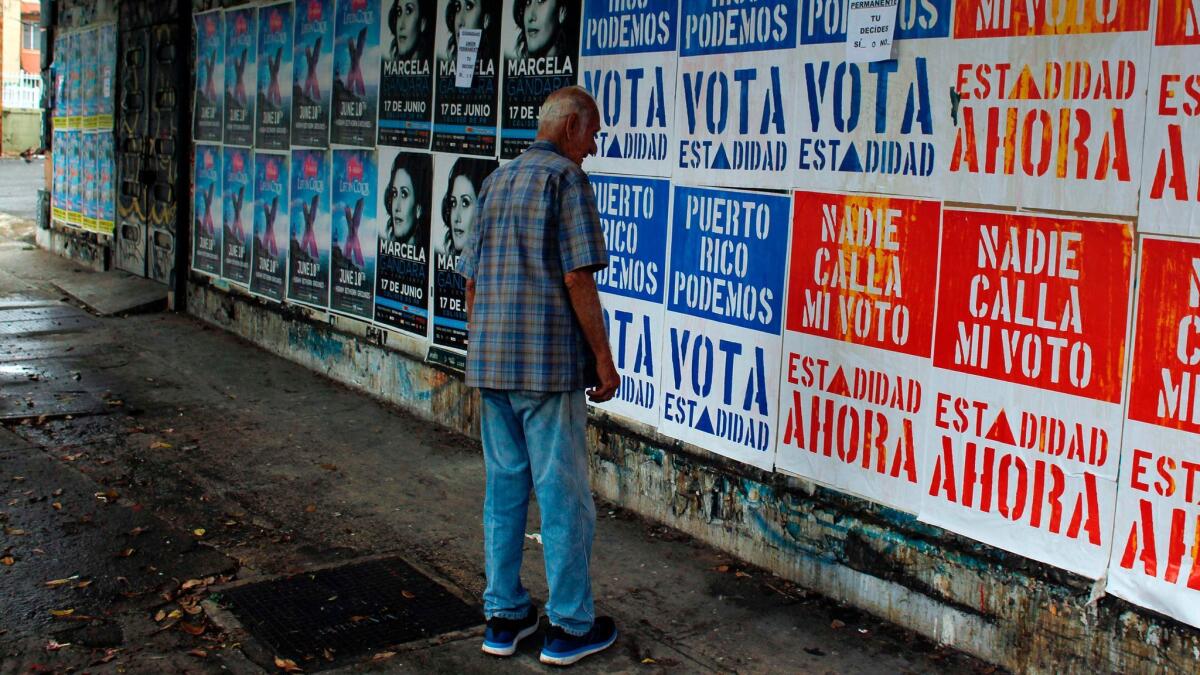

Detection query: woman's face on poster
(392, 1), (425, 58)
(523, 0), (563, 56)
(390, 167), (418, 242)
(448, 174), (477, 254)
(454, 0), (486, 34)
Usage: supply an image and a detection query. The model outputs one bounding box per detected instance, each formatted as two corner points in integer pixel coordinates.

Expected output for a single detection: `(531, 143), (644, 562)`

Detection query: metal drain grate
(218, 557), (481, 665)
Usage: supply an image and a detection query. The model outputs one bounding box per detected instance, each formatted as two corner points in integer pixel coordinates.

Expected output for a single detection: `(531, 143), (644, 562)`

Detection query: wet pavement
(0, 217), (1000, 672)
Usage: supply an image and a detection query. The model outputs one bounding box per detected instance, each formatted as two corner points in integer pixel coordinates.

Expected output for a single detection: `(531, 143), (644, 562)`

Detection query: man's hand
(588, 361), (620, 403)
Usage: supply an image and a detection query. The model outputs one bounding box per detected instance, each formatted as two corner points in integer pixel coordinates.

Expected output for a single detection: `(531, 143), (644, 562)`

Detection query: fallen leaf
(115, 548), (135, 558)
(154, 610), (166, 622)
(184, 604), (203, 615)
(322, 648), (335, 661)
(371, 651), (396, 661)
(641, 657), (657, 664)
(319, 463), (338, 471)
(349, 615), (368, 623)
(304, 504), (317, 513)
(45, 640), (69, 651)
(274, 656), (303, 672)
(188, 648), (208, 658)
(76, 579), (92, 589)
(128, 526), (148, 536)
(830, 619), (846, 630)
(193, 528), (206, 537)
(96, 647), (120, 663)
(179, 622), (205, 636)
(401, 590), (416, 599)
(52, 489), (63, 497)
(4, 527), (27, 536)
(181, 579), (206, 591)
(734, 571), (751, 578)
(1, 556), (14, 566)
(49, 608), (75, 617)
(168, 609), (183, 620)
(149, 441), (172, 450)
(11, 476), (24, 482)
(51, 502), (62, 511)
(44, 576), (78, 588)
(714, 565), (730, 573)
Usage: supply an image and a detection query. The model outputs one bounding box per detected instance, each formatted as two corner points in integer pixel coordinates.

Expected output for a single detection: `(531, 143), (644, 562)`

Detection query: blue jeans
(480, 388), (595, 636)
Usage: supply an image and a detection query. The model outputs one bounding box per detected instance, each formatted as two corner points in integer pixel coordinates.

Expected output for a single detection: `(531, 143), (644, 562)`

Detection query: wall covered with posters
(187, 0), (1200, 640)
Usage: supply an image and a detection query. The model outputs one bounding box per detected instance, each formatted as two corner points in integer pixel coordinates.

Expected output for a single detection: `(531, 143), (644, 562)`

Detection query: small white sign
(846, 0), (898, 62)
(455, 28), (482, 88)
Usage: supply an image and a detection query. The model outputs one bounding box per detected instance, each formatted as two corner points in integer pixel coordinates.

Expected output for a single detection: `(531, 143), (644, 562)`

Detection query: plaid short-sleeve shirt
(456, 140), (608, 391)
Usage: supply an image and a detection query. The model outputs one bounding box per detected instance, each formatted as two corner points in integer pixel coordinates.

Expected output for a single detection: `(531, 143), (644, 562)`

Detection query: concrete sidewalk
(0, 241), (995, 673)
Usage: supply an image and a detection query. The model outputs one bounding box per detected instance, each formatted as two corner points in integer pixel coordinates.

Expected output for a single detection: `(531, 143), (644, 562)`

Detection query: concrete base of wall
(35, 224), (109, 272)
(185, 276), (1199, 673)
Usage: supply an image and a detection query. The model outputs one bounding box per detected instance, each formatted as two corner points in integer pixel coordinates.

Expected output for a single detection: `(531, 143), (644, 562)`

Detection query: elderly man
(457, 86), (620, 666)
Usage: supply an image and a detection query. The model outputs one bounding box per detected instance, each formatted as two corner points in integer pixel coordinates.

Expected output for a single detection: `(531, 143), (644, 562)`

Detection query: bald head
(536, 86), (598, 142)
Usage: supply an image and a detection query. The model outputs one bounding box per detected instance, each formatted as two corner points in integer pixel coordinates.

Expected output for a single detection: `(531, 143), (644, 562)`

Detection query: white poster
(1139, 3), (1200, 236)
(776, 190), (941, 513)
(589, 174), (671, 427)
(845, 0), (897, 62)
(919, 208), (1134, 578)
(939, 0), (1154, 216)
(579, 0), (678, 177)
(1107, 235), (1200, 629)
(659, 185), (791, 471)
(795, 0), (952, 199)
(673, 0), (799, 190)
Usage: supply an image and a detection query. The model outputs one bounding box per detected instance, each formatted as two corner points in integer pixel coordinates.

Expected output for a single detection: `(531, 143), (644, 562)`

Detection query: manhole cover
(217, 557), (481, 666)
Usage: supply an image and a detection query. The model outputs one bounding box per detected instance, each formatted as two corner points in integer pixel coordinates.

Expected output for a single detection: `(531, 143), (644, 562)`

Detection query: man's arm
(465, 278), (475, 323)
(564, 269), (618, 403)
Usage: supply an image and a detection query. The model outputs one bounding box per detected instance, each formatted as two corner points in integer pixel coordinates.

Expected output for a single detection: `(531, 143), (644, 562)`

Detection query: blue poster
(589, 174), (671, 426)
(794, 0), (950, 197)
(674, 0), (799, 189)
(80, 29), (97, 123)
(256, 2), (294, 150)
(193, 144), (223, 276)
(224, 7), (258, 146)
(252, 152), (290, 301)
(97, 25), (116, 128)
(96, 133), (115, 235)
(65, 130), (81, 225)
(658, 185), (792, 471)
(222, 146), (254, 285)
(51, 131), (67, 223)
(291, 0), (336, 148)
(374, 149), (432, 336)
(81, 132), (97, 230)
(194, 11), (224, 142)
(330, 148), (378, 318)
(579, 0), (678, 177)
(288, 148), (332, 307)
(330, 0), (381, 147)
(377, 0), (435, 148)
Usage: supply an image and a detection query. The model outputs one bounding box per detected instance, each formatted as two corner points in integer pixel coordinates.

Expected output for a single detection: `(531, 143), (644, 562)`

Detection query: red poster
(954, 0), (1149, 39)
(933, 209), (1132, 402)
(786, 192), (941, 358)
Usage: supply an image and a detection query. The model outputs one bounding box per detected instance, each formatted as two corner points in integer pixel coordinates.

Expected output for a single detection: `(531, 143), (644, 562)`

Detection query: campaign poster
(579, 0), (677, 176)
(193, 144), (223, 277)
(224, 7), (258, 147)
(51, 131), (67, 224)
(251, 151), (290, 302)
(943, 0), (1153, 216)
(291, 0), (336, 148)
(330, 0), (381, 147)
(330, 148), (379, 318)
(673, 0), (799, 190)
(79, 29), (97, 126)
(920, 209), (1133, 578)
(431, 153), (498, 356)
(96, 24), (116, 129)
(66, 33), (81, 124)
(1107, 236), (1200, 629)
(222, 146), (255, 286)
(794, 1), (951, 197)
(777, 191), (940, 513)
(659, 185), (791, 471)
(500, 0), (581, 159)
(431, 0), (501, 156)
(1139, 2), (1200, 237)
(288, 148), (333, 308)
(377, 0), (436, 148)
(81, 132), (98, 231)
(96, 133), (115, 236)
(256, 2), (295, 151)
(65, 131), (81, 226)
(374, 148), (433, 336)
(589, 174), (670, 427)
(194, 11), (224, 143)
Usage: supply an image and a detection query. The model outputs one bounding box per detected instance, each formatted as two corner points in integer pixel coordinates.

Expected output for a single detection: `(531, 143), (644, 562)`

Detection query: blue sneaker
(481, 608), (539, 656)
(539, 616), (617, 666)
